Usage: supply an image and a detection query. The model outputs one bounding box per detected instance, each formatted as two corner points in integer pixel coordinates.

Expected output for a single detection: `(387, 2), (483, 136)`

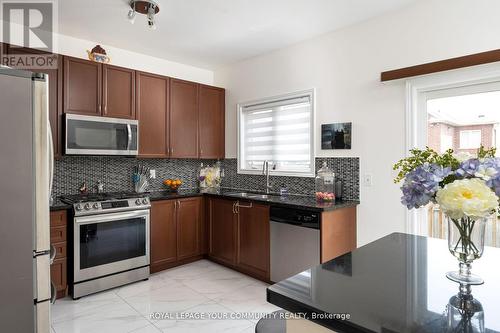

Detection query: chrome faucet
(263, 160), (273, 194)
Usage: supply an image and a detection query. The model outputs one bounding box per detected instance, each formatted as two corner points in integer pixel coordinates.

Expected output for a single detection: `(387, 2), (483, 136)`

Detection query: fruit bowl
(163, 179), (182, 191)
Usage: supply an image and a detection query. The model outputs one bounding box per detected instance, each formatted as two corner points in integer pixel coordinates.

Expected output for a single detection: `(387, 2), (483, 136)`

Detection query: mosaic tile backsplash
(53, 157), (359, 200)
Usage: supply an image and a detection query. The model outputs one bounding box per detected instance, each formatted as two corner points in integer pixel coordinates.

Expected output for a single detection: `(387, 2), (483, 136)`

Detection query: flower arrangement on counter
(393, 146), (500, 285)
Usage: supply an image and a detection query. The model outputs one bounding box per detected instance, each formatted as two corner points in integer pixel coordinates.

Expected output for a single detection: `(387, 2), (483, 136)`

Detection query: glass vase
(445, 284), (484, 333)
(446, 215), (487, 285)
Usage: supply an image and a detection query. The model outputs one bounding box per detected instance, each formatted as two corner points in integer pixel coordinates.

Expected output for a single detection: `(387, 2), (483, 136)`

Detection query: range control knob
(84, 203), (91, 210)
(75, 204), (83, 211)
(93, 203), (99, 209)
(142, 198), (148, 205)
(135, 199), (142, 205)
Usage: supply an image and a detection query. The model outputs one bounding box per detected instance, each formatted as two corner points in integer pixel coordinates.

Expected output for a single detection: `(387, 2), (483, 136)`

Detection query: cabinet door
(50, 258), (67, 297)
(103, 65), (136, 119)
(209, 198), (236, 266)
(170, 79), (198, 158)
(199, 85), (225, 159)
(63, 56), (102, 116)
(136, 72), (169, 157)
(176, 197), (202, 260)
(236, 202), (270, 280)
(150, 200), (177, 272)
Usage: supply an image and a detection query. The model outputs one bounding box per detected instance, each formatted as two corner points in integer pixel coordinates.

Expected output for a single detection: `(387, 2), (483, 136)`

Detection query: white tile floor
(51, 260), (280, 333)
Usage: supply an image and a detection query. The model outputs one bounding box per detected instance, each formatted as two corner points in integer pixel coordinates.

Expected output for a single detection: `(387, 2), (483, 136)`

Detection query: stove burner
(60, 191), (149, 204)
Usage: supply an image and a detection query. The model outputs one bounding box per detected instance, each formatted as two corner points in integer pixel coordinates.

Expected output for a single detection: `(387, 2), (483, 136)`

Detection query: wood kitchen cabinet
(208, 197), (237, 266)
(64, 56), (136, 119)
(208, 197), (270, 281)
(136, 72), (169, 157)
(50, 210), (68, 299)
(150, 197), (203, 273)
(103, 65), (135, 119)
(176, 197), (202, 260)
(170, 79), (199, 158)
(150, 200), (177, 272)
(198, 85), (225, 159)
(236, 202), (270, 280)
(63, 56), (102, 116)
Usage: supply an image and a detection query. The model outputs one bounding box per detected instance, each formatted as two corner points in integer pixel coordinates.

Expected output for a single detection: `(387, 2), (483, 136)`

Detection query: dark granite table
(267, 233), (500, 333)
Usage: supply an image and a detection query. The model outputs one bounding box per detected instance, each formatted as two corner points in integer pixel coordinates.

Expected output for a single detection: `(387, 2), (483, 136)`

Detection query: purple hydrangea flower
(401, 163), (452, 209)
(455, 159), (481, 178)
(483, 157), (500, 196)
(487, 175), (500, 196)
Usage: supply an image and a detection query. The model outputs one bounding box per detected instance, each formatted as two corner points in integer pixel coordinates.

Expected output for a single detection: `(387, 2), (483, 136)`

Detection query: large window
(238, 90), (315, 177)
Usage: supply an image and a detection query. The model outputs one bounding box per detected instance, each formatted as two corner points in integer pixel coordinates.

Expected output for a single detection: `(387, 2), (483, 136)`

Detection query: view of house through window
(425, 89), (500, 247)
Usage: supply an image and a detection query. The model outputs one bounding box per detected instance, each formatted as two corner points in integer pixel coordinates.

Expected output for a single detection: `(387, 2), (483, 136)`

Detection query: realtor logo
(1, 0), (58, 69)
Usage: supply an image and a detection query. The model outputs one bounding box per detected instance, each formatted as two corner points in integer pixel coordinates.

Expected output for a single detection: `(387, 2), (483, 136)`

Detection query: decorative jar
(315, 161), (335, 202)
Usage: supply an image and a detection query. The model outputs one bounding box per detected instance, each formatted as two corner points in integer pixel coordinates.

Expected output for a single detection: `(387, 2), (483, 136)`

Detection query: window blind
(240, 94), (313, 175)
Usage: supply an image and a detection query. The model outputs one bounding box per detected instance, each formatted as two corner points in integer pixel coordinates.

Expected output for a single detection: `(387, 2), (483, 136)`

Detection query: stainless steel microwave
(65, 114), (138, 156)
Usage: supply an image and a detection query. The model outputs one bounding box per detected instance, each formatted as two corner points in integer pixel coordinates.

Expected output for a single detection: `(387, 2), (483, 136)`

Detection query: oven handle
(75, 210), (150, 225)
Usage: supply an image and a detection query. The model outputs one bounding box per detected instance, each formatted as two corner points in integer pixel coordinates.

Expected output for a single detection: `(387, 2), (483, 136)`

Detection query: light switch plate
(363, 174), (372, 187)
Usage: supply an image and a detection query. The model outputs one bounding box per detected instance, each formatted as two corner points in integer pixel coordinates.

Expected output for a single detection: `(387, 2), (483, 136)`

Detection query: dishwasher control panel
(270, 206), (320, 229)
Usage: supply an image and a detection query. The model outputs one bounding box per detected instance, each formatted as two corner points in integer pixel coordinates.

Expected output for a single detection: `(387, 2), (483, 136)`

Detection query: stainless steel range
(61, 193), (150, 299)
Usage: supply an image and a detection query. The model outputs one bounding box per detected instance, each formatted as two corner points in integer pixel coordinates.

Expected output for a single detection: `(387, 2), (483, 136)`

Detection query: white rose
(454, 152), (476, 162)
(436, 178), (499, 220)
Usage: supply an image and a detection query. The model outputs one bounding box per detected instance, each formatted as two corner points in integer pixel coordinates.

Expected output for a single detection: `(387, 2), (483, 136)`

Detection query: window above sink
(237, 89), (315, 177)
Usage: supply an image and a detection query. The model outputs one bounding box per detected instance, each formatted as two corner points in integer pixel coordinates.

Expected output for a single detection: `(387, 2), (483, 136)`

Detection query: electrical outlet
(150, 169), (156, 179)
(363, 174), (372, 187)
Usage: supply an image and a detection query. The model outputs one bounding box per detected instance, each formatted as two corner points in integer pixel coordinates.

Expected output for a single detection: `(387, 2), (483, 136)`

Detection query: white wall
(57, 34), (214, 84)
(0, 23), (214, 84)
(214, 0), (500, 246)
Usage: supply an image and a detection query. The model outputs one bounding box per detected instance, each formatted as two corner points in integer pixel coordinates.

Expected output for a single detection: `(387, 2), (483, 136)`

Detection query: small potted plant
(394, 146), (500, 285)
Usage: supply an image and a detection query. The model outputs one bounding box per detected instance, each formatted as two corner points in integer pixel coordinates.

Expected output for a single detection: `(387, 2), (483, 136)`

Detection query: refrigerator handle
(48, 121), (54, 198)
(50, 282), (56, 304)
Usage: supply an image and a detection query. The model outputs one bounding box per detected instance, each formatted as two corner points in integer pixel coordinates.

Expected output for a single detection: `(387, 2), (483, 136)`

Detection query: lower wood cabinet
(177, 197), (202, 260)
(150, 197), (203, 273)
(50, 210), (68, 299)
(208, 198), (237, 266)
(150, 200), (177, 272)
(208, 197), (270, 281)
(236, 202), (270, 280)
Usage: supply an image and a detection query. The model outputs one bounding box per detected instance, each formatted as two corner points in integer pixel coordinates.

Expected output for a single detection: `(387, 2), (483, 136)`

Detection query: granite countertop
(267, 233), (500, 332)
(51, 188), (359, 212)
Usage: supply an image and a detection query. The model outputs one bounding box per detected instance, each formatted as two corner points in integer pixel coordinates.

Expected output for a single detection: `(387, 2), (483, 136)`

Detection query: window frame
(237, 89), (316, 177)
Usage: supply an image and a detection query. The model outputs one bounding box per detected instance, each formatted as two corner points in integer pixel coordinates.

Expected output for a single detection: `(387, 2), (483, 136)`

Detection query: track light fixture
(127, 0), (159, 30)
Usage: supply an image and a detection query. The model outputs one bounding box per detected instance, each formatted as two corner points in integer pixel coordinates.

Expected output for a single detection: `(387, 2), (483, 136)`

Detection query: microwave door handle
(127, 124), (132, 151)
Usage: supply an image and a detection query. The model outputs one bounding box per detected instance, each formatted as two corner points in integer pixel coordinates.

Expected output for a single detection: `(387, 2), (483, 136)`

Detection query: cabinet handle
(104, 105), (107, 113)
(98, 104), (101, 113)
(177, 200), (181, 209)
(235, 202), (252, 209)
(232, 202), (236, 214)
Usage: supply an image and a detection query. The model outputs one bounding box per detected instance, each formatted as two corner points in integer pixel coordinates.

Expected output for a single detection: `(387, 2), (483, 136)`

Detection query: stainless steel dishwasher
(270, 206), (320, 282)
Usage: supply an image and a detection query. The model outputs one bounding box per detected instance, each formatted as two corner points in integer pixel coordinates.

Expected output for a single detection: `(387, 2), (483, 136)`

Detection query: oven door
(74, 210), (150, 283)
(65, 114), (138, 155)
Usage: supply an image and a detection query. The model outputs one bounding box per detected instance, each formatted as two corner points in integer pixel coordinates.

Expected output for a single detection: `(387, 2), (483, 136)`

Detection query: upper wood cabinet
(63, 56), (102, 116)
(176, 197), (202, 260)
(150, 200), (177, 273)
(199, 85), (225, 159)
(136, 72), (169, 158)
(170, 79), (199, 158)
(103, 65), (136, 119)
(236, 202), (270, 280)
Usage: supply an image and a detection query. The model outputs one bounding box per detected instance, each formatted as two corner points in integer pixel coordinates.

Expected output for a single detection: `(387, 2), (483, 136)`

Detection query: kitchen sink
(225, 192), (278, 200)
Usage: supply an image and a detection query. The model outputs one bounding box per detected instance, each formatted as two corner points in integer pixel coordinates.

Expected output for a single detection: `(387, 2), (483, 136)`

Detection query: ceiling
(58, 0), (418, 69)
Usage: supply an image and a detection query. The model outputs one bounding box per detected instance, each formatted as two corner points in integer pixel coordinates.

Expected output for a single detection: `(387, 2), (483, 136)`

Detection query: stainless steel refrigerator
(0, 68), (54, 332)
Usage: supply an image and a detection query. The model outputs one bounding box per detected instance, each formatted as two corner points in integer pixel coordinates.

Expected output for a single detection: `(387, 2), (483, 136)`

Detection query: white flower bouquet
(394, 146), (500, 284)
